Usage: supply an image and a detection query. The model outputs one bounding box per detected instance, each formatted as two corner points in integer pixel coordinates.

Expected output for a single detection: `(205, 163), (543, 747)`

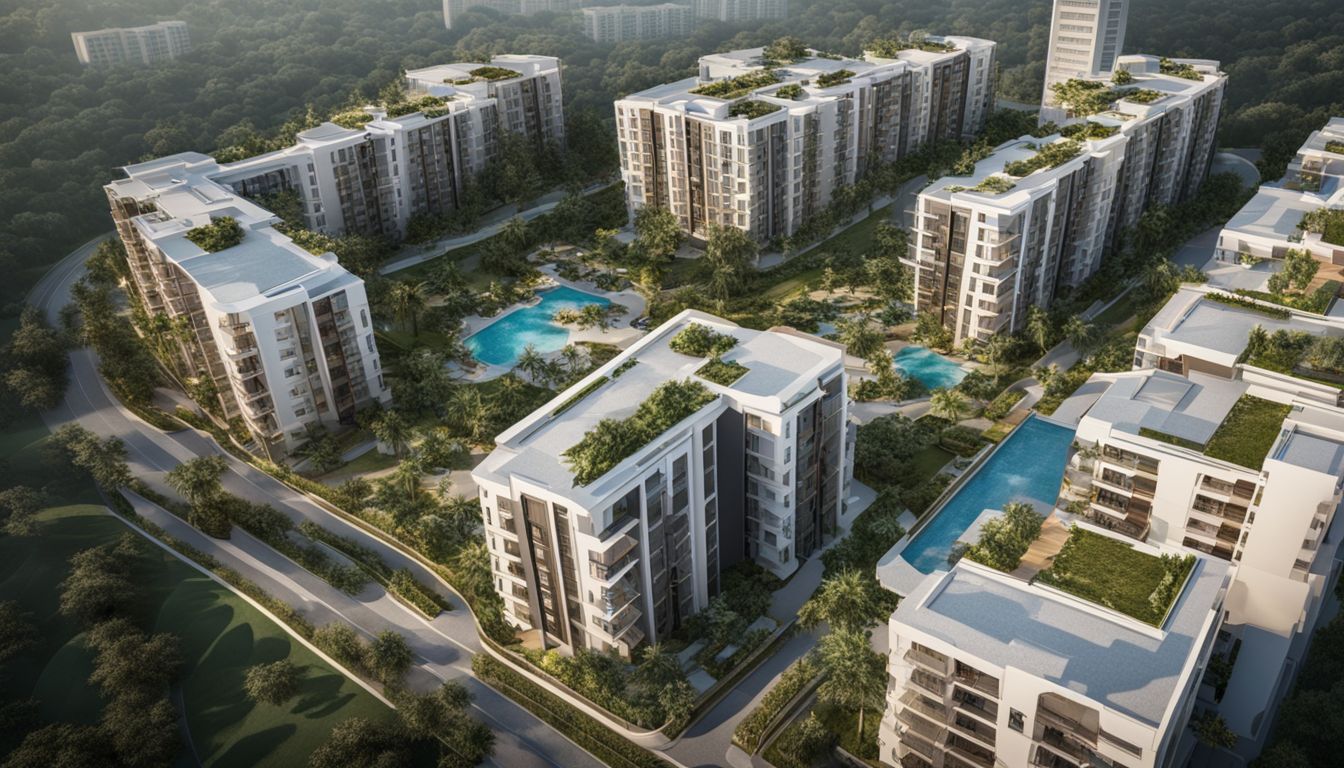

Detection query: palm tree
(798, 570), (882, 634)
(816, 630), (887, 740)
(372, 410), (414, 458)
(500, 216), (529, 253)
(985, 333), (1011, 377)
(514, 344), (547, 382)
(495, 373), (529, 415)
(166, 455), (230, 536)
(388, 281), (428, 336)
(1026, 306), (1051, 354)
(560, 345), (585, 375)
(1063, 316), (1095, 352)
(930, 387), (968, 423)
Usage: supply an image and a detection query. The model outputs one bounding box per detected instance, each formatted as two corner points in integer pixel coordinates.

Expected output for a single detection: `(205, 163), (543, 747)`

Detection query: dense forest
(0, 0), (1341, 315)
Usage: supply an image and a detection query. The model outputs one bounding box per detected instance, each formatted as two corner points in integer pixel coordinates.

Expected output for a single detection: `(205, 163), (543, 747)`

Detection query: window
(1009, 709), (1024, 733)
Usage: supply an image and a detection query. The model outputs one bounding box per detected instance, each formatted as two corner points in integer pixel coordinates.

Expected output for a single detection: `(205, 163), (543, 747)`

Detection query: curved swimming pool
(464, 285), (612, 367)
(901, 415), (1075, 574)
(894, 345), (969, 390)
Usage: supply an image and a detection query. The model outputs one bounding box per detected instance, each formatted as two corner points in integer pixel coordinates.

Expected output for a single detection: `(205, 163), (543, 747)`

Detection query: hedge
(733, 655), (822, 752)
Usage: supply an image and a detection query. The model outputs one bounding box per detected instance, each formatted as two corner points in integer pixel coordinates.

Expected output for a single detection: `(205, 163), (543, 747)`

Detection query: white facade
(880, 551), (1230, 768)
(1041, 0), (1130, 114)
(582, 4), (695, 43)
(472, 311), (849, 656)
(912, 56), (1226, 344)
(1215, 117), (1344, 265)
(105, 154), (391, 455)
(72, 21), (190, 66)
(616, 38), (996, 243)
(693, 0), (786, 22)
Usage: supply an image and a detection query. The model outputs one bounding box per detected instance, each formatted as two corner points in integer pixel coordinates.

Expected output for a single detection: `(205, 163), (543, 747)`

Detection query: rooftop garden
(971, 175), (1016, 194)
(1138, 427), (1205, 452)
(728, 100), (783, 120)
(964, 502), (1044, 572)
(1060, 121), (1119, 141)
(1121, 88), (1166, 104)
(696, 357), (749, 386)
(1299, 207), (1344, 247)
(762, 36), (808, 65)
(563, 379), (717, 485)
(867, 36), (957, 56)
(690, 69), (782, 99)
(774, 83), (805, 100)
(670, 322), (738, 357)
(1004, 139), (1083, 177)
(1203, 291), (1292, 319)
(1111, 69), (1134, 85)
(469, 65), (521, 81)
(385, 95), (454, 119)
(1204, 395), (1292, 470)
(185, 216), (244, 252)
(1326, 140), (1344, 155)
(1036, 527), (1196, 626)
(1241, 325), (1344, 387)
(815, 69), (855, 88)
(1050, 79), (1124, 116)
(330, 110), (372, 129)
(1159, 57), (1204, 81)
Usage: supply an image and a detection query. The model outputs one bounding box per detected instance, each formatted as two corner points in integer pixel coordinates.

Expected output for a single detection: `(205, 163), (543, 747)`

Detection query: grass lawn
(1092, 290), (1141, 329)
(1204, 395), (1292, 470)
(0, 506), (416, 767)
(1036, 528), (1196, 626)
(907, 445), (956, 488)
(316, 447), (399, 486)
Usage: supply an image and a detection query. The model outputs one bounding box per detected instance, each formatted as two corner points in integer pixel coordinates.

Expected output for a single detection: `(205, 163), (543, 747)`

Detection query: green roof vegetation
(1111, 69), (1134, 85)
(1004, 139), (1083, 177)
(1122, 88), (1166, 104)
(762, 37), (808, 65)
(670, 323), (738, 357)
(690, 70), (782, 99)
(1036, 527), (1196, 626)
(185, 216), (244, 252)
(815, 69), (855, 88)
(1050, 79), (1122, 116)
(774, 83), (805, 100)
(1204, 395), (1292, 470)
(330, 110), (372, 129)
(867, 37), (957, 56)
(1240, 325), (1344, 387)
(1326, 140), (1344, 155)
(1203, 291), (1292, 319)
(964, 502), (1044, 572)
(1159, 57), (1204, 81)
(1060, 121), (1119, 140)
(971, 175), (1016, 194)
(563, 379), (718, 485)
(551, 376), (609, 417)
(1138, 427), (1205, 452)
(385, 95), (454, 118)
(469, 65), (521, 81)
(1237, 282), (1339, 316)
(696, 357), (749, 386)
(1300, 207), (1344, 247)
(728, 100), (783, 119)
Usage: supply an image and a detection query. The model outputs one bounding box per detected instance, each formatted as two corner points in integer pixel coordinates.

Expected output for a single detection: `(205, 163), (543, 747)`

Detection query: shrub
(669, 323), (738, 357)
(563, 379), (717, 485)
(728, 101), (782, 120)
(733, 656), (822, 752)
(469, 66), (521, 81)
(982, 388), (1024, 420)
(690, 70), (781, 99)
(1004, 139), (1083, 177)
(815, 69), (855, 88)
(696, 357), (749, 386)
(965, 502), (1045, 572)
(185, 216), (244, 252)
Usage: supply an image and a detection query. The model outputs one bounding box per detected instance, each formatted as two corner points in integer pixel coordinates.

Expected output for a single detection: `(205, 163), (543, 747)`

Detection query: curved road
(29, 237), (604, 768)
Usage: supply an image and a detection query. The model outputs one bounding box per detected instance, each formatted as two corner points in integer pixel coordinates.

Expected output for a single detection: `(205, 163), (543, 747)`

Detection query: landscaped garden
(1203, 394), (1292, 470)
(1035, 527), (1196, 626)
(1240, 325), (1344, 386)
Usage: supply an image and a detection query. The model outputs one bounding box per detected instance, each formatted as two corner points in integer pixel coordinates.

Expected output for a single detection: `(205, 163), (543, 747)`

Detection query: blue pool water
(902, 416), (1075, 573)
(465, 286), (612, 367)
(894, 345), (968, 390)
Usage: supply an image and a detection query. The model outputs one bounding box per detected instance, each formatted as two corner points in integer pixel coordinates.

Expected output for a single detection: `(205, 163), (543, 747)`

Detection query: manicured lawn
(0, 505), (414, 766)
(1036, 528), (1195, 626)
(1204, 395), (1292, 470)
(907, 445), (956, 488)
(316, 447), (399, 486)
(1093, 290), (1141, 329)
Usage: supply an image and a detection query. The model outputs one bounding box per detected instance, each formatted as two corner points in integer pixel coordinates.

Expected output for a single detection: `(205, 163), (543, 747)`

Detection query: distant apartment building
(909, 55), (1225, 345)
(1057, 285), (1344, 755)
(1042, 0), (1130, 114)
(582, 4), (694, 43)
(616, 38), (996, 243)
(105, 154), (391, 456)
(472, 310), (849, 656)
(693, 0), (786, 22)
(879, 547), (1230, 768)
(442, 0), (589, 29)
(71, 21), (190, 66)
(1215, 117), (1344, 265)
(209, 55), (564, 240)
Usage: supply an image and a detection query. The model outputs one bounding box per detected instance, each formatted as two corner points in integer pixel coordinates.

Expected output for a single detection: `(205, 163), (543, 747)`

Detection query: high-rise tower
(1041, 0), (1129, 112)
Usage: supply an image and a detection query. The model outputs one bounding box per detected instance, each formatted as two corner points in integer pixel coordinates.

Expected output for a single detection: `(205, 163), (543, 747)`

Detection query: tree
(1026, 305), (1052, 353)
(59, 538), (138, 625)
(798, 570), (883, 634)
(166, 455), (231, 537)
(816, 629), (887, 740)
(0, 485), (45, 536)
(1062, 316), (1095, 352)
(395, 681), (494, 766)
(2, 723), (114, 768)
(837, 315), (885, 360)
(930, 387), (969, 422)
(763, 36), (807, 63)
(49, 423), (133, 491)
(912, 312), (953, 351)
(632, 206), (684, 263)
(1192, 712), (1238, 749)
(2, 305), (69, 411)
(388, 281), (428, 336)
(391, 349), (455, 416)
(371, 409), (414, 458)
(0, 600), (36, 664)
(1268, 248), (1320, 296)
(703, 224), (757, 302)
(514, 343), (547, 382)
(853, 413), (928, 481)
(368, 631), (413, 688)
(308, 718), (405, 768)
(965, 502), (1045, 571)
(245, 660), (302, 706)
(314, 623), (368, 671)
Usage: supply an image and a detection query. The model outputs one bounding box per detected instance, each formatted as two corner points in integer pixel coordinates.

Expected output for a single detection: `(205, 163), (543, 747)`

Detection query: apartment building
(879, 549), (1230, 768)
(693, 0), (786, 22)
(1041, 0), (1130, 115)
(105, 153), (391, 456)
(471, 310), (848, 656)
(72, 21), (191, 66)
(911, 55), (1225, 344)
(209, 56), (561, 240)
(616, 38), (996, 243)
(1215, 117), (1344, 264)
(582, 4), (695, 43)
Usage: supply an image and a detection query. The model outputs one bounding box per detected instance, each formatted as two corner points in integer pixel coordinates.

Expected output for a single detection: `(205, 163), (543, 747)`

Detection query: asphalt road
(29, 237), (604, 768)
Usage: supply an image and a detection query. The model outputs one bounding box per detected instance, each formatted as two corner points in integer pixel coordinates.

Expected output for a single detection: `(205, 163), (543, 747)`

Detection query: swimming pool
(901, 415), (1075, 573)
(894, 345), (969, 390)
(464, 285), (612, 367)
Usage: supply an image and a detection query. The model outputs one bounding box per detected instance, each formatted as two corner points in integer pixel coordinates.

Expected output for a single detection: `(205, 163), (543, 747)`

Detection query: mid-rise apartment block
(1042, 0), (1130, 115)
(210, 55), (563, 240)
(879, 549), (1230, 768)
(105, 153), (391, 456)
(472, 310), (849, 656)
(616, 38), (996, 243)
(910, 55), (1225, 345)
(72, 21), (191, 66)
(693, 0), (786, 22)
(1057, 285), (1344, 753)
(1215, 117), (1344, 265)
(582, 4), (695, 43)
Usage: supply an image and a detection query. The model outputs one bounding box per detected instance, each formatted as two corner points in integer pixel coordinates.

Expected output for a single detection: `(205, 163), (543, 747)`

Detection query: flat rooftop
(1085, 369), (1246, 446)
(1223, 185), (1320, 242)
(474, 310), (841, 505)
(1142, 287), (1344, 368)
(896, 554), (1230, 727)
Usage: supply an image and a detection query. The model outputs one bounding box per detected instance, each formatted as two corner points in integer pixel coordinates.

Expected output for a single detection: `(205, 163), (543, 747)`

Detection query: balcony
(954, 665), (999, 698)
(945, 741), (995, 768)
(897, 709), (947, 744)
(899, 690), (948, 723)
(910, 670), (946, 697)
(953, 689), (998, 722)
(897, 735), (938, 764)
(1036, 707), (1098, 746)
(950, 715), (996, 750)
(905, 646), (950, 673)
